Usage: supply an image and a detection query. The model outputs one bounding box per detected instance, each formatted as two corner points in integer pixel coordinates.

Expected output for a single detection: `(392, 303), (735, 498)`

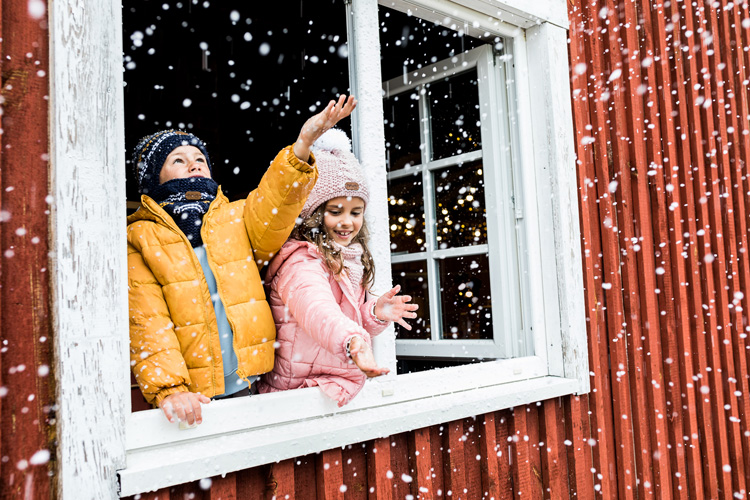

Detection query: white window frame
(49, 0), (587, 498)
(384, 44), (530, 360)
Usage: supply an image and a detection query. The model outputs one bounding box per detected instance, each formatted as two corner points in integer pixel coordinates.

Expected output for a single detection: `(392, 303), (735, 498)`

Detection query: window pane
(439, 254), (493, 340)
(384, 93), (422, 172)
(434, 160), (487, 249)
(392, 261), (431, 339)
(427, 71), (481, 161)
(388, 174), (426, 254)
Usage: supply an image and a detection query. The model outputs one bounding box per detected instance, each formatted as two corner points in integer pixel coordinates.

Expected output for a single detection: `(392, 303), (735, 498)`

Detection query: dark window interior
(123, 0), (348, 410)
(123, 0), (349, 203)
(378, 7), (487, 82)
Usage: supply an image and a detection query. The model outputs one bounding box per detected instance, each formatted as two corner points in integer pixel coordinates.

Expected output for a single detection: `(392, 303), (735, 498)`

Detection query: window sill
(118, 372), (580, 497)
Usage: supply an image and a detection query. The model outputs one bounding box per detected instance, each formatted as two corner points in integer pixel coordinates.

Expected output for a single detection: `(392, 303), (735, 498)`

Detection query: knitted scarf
(149, 177), (219, 247)
(333, 241), (365, 291)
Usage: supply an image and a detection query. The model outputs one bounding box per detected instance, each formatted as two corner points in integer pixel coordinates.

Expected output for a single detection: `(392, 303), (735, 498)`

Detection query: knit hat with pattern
(132, 129), (213, 195)
(300, 128), (369, 219)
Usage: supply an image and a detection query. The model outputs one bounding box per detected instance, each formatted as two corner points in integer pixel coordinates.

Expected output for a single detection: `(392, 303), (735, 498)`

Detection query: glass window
(428, 73), (482, 161)
(380, 6), (529, 369)
(433, 160), (487, 249)
(438, 254), (493, 341)
(387, 174), (426, 254)
(384, 93), (422, 171)
(391, 260), (431, 339)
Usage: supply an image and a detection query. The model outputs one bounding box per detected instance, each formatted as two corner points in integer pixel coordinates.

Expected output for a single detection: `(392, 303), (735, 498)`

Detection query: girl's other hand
(349, 335), (390, 378)
(374, 285), (419, 330)
(293, 94), (357, 161)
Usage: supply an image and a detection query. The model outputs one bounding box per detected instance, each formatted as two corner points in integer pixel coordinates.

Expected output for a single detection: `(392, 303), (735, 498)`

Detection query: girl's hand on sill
(374, 285), (419, 330)
(349, 335), (390, 378)
(159, 392), (211, 425)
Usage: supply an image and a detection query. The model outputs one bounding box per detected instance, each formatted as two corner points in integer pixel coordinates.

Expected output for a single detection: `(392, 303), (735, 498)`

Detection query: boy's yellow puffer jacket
(127, 146), (317, 405)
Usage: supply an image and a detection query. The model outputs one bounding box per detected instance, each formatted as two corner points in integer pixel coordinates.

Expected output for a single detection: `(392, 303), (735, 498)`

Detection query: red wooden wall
(127, 0), (750, 498)
(1, 0), (747, 498)
(0, 0), (55, 499)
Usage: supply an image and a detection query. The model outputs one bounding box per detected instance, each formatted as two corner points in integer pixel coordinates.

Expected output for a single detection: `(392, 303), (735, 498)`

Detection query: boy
(127, 95), (356, 425)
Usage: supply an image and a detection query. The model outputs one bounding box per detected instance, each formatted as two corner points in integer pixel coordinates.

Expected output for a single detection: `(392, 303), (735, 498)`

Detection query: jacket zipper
(143, 195), (223, 395)
(200, 197), (253, 385)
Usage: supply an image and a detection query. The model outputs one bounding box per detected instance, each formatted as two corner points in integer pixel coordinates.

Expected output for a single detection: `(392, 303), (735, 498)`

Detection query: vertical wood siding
(122, 0), (748, 498)
(0, 0), (54, 498)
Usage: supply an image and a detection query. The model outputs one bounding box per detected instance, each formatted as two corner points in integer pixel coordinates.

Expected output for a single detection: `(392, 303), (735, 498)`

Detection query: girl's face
(323, 196), (365, 247)
(159, 145), (211, 184)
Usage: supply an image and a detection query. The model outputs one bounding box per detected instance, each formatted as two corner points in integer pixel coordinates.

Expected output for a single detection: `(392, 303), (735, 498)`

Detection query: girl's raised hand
(374, 285), (419, 330)
(348, 335), (390, 378)
(293, 94), (357, 161)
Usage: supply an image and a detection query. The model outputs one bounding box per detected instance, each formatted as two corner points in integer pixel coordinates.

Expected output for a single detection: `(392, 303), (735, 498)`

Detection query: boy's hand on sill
(349, 335), (390, 378)
(159, 392), (211, 426)
(375, 285), (419, 330)
(293, 94), (357, 162)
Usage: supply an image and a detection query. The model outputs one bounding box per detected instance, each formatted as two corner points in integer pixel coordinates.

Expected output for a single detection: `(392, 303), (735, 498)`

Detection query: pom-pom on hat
(300, 128), (369, 219)
(132, 129), (212, 195)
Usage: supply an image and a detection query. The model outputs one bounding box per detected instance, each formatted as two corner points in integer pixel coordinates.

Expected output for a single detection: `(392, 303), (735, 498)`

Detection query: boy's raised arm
(293, 95), (357, 162)
(243, 147), (317, 267)
(244, 95), (357, 266)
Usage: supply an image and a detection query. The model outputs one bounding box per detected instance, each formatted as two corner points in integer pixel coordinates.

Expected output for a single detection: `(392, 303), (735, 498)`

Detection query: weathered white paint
(500, 33), (546, 362)
(119, 375), (577, 496)
(476, 41), (527, 359)
(380, 0), (569, 36)
(458, 0), (569, 29)
(348, 0), (398, 374)
(381, 0), (522, 38)
(510, 30), (566, 377)
(525, 22), (589, 392)
(48, 1), (129, 499)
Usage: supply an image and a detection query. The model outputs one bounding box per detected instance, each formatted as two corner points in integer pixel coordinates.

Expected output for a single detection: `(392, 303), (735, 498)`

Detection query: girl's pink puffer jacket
(258, 239), (390, 406)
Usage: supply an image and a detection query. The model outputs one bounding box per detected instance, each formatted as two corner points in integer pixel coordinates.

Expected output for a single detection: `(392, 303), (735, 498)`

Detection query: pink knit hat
(300, 128), (369, 219)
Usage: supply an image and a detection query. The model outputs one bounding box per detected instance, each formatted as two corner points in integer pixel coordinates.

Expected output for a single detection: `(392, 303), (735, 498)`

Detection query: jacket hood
(266, 239), (319, 284)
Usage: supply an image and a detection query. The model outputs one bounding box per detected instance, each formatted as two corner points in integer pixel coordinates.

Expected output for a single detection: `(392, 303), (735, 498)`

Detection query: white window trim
(119, 375), (577, 495)
(49, 0), (586, 498)
(49, 2), (131, 499)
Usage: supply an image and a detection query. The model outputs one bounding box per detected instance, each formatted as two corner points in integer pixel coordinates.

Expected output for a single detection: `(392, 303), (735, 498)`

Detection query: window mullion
(419, 84), (431, 164)
(418, 90), (442, 343)
(431, 244), (489, 260)
(423, 169), (442, 343)
(345, 0), (360, 156)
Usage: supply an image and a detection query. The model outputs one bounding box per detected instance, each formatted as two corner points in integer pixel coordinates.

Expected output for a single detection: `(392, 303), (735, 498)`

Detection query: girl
(258, 128), (418, 406)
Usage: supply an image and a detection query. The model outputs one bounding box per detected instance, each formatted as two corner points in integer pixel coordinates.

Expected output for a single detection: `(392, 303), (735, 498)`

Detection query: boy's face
(159, 145), (211, 184)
